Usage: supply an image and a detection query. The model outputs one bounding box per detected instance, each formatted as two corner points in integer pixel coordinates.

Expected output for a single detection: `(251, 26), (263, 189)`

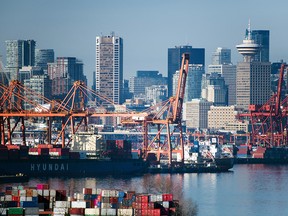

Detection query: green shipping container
(8, 207), (24, 215)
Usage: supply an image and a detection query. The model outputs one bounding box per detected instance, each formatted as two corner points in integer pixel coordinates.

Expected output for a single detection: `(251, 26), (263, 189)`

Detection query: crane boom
(173, 53), (189, 123)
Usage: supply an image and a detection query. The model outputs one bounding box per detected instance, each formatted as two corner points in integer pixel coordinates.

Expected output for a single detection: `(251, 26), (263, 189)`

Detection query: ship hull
(0, 158), (147, 177)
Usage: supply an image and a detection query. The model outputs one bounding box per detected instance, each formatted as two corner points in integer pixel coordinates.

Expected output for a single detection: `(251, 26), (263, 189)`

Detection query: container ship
(0, 139), (147, 177)
(235, 145), (288, 164)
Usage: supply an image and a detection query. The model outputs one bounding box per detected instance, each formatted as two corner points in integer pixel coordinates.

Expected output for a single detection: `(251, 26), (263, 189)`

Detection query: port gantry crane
(0, 80), (147, 148)
(122, 53), (189, 166)
(238, 64), (288, 147)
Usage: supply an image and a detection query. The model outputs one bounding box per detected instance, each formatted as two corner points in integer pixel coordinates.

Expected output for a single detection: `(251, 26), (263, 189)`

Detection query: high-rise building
(35, 49), (55, 72)
(5, 40), (36, 80)
(23, 74), (52, 110)
(201, 73), (228, 106)
(183, 99), (212, 129)
(208, 47), (237, 105)
(251, 30), (269, 62)
(211, 47), (231, 65)
(208, 106), (238, 129)
(168, 46), (205, 97)
(95, 34), (123, 105)
(145, 85), (168, 105)
(185, 64), (204, 102)
(236, 23), (271, 110)
(129, 70), (166, 98)
(48, 57), (86, 100)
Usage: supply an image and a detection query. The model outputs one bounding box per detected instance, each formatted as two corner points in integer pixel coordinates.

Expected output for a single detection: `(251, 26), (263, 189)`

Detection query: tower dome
(236, 21), (260, 62)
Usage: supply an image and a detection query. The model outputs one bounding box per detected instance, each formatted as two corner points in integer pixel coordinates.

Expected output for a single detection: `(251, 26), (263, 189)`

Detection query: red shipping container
(162, 194), (173, 201)
(12, 196), (19, 201)
(110, 197), (118, 204)
(37, 184), (49, 190)
(141, 202), (148, 209)
(83, 188), (92, 195)
(153, 209), (161, 216)
(141, 209), (148, 215)
(69, 208), (84, 214)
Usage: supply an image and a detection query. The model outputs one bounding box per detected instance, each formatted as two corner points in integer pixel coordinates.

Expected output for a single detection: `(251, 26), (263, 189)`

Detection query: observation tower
(236, 21), (260, 62)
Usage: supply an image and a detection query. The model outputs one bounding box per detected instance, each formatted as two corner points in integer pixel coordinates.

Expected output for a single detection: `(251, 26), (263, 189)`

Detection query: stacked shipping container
(0, 184), (179, 215)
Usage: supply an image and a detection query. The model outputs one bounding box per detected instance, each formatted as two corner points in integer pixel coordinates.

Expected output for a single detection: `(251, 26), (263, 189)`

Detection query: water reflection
(1, 165), (288, 216)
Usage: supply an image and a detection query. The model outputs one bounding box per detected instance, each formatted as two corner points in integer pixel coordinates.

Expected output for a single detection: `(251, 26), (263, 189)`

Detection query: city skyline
(1, 0), (288, 87)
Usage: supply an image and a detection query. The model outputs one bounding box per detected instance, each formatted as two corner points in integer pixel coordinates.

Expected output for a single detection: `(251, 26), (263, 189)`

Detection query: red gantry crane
(238, 64), (288, 147)
(122, 53), (189, 166)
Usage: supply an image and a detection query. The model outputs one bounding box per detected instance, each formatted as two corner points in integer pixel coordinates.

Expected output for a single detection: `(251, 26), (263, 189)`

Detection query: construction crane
(238, 64), (288, 147)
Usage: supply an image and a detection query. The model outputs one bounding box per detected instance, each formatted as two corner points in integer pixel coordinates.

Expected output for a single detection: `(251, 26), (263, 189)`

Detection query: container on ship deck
(38, 144), (53, 149)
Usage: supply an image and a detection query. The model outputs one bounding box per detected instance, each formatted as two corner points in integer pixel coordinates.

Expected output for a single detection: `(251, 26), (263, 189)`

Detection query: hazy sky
(1, 0), (288, 86)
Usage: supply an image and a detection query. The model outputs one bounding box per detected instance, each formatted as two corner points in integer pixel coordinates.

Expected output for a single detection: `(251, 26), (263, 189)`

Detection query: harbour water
(1, 164), (288, 216)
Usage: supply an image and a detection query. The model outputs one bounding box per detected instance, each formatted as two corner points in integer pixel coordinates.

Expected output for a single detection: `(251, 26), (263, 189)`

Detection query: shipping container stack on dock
(0, 184), (179, 215)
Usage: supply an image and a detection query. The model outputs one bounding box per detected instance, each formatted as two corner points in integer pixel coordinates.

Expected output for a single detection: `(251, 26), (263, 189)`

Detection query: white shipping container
(101, 208), (117, 215)
(109, 190), (117, 197)
(156, 195), (163, 202)
(101, 189), (110, 197)
(53, 207), (68, 214)
(43, 189), (50, 196)
(37, 189), (43, 196)
(85, 208), (100, 215)
(32, 189), (38, 197)
(92, 188), (97, 195)
(163, 201), (169, 208)
(5, 195), (12, 201)
(71, 201), (86, 208)
(55, 201), (69, 208)
(20, 196), (26, 201)
(96, 188), (102, 195)
(50, 189), (56, 197)
(19, 189), (26, 196)
(0, 196), (4, 201)
(149, 195), (156, 202)
(53, 214), (66, 216)
(101, 203), (110, 209)
(77, 193), (85, 200)
(25, 207), (39, 215)
(118, 208), (133, 216)
(26, 197), (33, 201)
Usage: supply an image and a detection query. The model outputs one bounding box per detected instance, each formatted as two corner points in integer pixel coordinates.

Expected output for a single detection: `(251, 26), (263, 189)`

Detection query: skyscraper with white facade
(95, 34), (123, 105)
